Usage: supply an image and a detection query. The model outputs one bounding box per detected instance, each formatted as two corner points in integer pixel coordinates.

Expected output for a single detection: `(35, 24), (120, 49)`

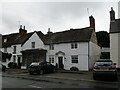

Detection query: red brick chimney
(110, 7), (115, 21)
(89, 15), (95, 31)
(19, 25), (27, 35)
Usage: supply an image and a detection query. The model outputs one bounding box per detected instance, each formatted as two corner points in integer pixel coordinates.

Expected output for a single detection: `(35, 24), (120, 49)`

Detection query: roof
(2, 27), (94, 47)
(2, 32), (33, 48)
(44, 27), (93, 45)
(110, 19), (120, 33)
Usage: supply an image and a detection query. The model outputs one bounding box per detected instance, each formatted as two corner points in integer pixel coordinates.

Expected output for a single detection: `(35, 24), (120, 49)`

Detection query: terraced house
(1, 16), (101, 71)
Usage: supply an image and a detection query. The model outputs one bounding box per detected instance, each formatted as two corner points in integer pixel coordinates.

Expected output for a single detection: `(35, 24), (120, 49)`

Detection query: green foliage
(1, 51), (12, 60)
(100, 52), (110, 59)
(96, 31), (110, 47)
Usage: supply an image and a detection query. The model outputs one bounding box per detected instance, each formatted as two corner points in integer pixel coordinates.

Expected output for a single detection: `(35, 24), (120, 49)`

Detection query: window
(49, 55), (54, 63)
(13, 55), (16, 63)
(31, 42), (35, 48)
(13, 46), (16, 54)
(4, 48), (7, 53)
(4, 39), (7, 43)
(71, 43), (77, 49)
(49, 44), (54, 50)
(71, 55), (78, 63)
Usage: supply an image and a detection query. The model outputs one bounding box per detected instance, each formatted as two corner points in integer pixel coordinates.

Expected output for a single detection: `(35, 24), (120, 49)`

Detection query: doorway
(17, 56), (21, 69)
(58, 57), (64, 69)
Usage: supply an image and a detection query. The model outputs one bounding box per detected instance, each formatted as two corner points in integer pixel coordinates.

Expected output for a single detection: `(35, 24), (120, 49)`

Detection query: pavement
(1, 69), (120, 83)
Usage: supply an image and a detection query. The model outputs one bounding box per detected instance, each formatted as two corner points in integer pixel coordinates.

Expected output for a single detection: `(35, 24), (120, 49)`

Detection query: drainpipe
(88, 42), (90, 71)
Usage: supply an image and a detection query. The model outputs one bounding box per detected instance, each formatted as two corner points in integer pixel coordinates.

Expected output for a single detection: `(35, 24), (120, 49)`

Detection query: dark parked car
(0, 64), (6, 72)
(28, 61), (55, 75)
(93, 59), (117, 80)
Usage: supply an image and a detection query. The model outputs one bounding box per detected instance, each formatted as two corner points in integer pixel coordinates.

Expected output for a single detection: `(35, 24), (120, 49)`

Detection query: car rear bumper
(93, 71), (117, 76)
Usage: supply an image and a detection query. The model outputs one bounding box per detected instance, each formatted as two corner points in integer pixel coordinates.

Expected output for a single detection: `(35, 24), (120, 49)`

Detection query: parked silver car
(93, 59), (117, 80)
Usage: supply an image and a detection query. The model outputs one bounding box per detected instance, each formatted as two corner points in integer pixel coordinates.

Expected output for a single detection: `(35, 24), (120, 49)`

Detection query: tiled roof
(2, 27), (94, 47)
(2, 32), (33, 48)
(110, 19), (120, 33)
(44, 27), (93, 45)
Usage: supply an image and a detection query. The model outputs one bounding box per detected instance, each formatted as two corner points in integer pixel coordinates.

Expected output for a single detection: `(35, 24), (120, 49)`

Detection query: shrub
(8, 62), (17, 69)
(70, 67), (79, 71)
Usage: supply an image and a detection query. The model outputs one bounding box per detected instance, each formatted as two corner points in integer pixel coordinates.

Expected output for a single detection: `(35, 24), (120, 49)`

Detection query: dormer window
(4, 39), (7, 43)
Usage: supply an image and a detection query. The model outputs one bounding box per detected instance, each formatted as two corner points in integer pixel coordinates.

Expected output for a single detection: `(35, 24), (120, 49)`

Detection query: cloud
(1, 2), (118, 35)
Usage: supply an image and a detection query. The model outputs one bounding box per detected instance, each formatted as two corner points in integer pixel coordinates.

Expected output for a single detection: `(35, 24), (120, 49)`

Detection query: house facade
(110, 7), (120, 68)
(1, 16), (101, 70)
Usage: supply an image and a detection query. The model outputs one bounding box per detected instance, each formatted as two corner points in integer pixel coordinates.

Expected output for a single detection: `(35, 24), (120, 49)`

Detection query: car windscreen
(30, 62), (39, 66)
(95, 62), (113, 66)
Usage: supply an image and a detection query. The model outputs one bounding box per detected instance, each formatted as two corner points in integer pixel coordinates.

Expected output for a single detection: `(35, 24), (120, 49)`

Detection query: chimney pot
(24, 26), (25, 30)
(89, 15), (95, 31)
(110, 7), (115, 21)
(20, 25), (22, 29)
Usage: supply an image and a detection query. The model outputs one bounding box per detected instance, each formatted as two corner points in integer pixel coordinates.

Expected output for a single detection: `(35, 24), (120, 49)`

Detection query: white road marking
(29, 85), (42, 88)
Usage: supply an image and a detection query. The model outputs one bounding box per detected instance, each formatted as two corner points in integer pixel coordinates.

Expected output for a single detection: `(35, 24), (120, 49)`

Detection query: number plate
(100, 68), (108, 70)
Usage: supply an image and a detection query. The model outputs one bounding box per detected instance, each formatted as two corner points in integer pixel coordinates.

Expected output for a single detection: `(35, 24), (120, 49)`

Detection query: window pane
(71, 55), (78, 63)
(13, 46), (16, 54)
(31, 42), (35, 48)
(71, 43), (77, 49)
(49, 55), (54, 63)
(49, 45), (54, 50)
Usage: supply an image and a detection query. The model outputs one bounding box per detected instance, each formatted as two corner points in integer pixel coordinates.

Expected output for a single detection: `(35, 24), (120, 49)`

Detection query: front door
(58, 57), (63, 69)
(18, 57), (21, 69)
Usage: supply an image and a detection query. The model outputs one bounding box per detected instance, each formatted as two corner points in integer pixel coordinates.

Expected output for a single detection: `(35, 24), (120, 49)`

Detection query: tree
(96, 31), (110, 48)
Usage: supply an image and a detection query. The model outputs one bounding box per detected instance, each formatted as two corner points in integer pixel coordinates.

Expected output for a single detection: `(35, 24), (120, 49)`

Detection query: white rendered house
(21, 16), (101, 71)
(1, 16), (101, 70)
(110, 7), (120, 68)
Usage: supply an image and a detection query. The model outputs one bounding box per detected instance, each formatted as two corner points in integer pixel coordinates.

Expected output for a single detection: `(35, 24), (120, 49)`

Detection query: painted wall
(110, 33), (120, 68)
(1, 47), (12, 68)
(22, 32), (44, 50)
(89, 41), (101, 69)
(11, 44), (22, 63)
(45, 42), (89, 71)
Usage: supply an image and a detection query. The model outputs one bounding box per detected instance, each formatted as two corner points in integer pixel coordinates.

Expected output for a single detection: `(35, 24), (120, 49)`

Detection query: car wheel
(52, 68), (56, 73)
(39, 70), (44, 75)
(29, 72), (33, 75)
(93, 74), (97, 80)
(113, 76), (118, 81)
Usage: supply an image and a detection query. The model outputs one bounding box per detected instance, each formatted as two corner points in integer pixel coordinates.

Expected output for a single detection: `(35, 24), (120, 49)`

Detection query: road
(2, 75), (120, 89)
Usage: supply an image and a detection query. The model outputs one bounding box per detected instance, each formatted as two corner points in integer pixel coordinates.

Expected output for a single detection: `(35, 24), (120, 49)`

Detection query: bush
(70, 67), (79, 71)
(8, 62), (17, 69)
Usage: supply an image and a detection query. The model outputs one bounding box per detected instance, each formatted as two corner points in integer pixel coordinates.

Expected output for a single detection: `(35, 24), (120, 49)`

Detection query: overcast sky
(0, 1), (119, 35)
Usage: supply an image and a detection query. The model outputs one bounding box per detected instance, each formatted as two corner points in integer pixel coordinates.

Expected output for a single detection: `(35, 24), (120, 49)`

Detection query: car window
(30, 62), (39, 66)
(95, 62), (113, 66)
(46, 62), (51, 65)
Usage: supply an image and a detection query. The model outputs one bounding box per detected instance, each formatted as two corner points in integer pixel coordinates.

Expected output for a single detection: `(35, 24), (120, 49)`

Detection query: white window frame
(71, 43), (77, 49)
(49, 55), (54, 63)
(71, 55), (78, 63)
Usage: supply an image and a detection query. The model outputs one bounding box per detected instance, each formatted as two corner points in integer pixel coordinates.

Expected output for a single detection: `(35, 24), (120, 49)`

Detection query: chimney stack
(47, 28), (52, 35)
(110, 7), (115, 21)
(89, 15), (95, 31)
(19, 25), (27, 35)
